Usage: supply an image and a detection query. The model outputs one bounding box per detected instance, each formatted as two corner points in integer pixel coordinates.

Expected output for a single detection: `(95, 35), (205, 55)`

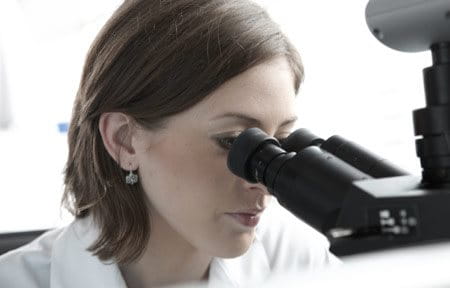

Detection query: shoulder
(256, 200), (340, 272)
(0, 227), (64, 288)
(0, 216), (125, 288)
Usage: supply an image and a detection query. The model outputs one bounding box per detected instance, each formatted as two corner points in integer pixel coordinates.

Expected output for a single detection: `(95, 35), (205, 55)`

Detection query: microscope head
(366, 0), (450, 52)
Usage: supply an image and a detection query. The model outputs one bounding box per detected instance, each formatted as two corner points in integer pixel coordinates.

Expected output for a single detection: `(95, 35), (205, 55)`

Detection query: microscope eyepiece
(227, 128), (282, 184)
(227, 127), (372, 232)
(281, 128), (324, 152)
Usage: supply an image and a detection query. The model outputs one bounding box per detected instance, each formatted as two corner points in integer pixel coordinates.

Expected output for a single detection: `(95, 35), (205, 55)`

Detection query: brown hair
(63, 0), (303, 264)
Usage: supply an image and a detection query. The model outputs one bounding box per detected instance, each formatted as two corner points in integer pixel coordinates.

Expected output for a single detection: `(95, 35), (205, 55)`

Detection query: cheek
(138, 138), (234, 213)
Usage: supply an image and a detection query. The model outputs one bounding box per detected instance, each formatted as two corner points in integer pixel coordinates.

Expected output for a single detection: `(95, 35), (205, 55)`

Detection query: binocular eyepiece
(227, 127), (408, 232)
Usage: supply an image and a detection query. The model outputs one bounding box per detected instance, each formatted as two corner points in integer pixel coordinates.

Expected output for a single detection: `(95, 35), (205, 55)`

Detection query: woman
(0, 0), (339, 287)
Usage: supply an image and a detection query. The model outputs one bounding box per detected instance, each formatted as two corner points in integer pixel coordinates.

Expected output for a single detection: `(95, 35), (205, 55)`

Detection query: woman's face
(133, 57), (298, 258)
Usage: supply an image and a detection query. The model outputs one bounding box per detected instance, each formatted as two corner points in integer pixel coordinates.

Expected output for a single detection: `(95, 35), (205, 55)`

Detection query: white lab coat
(0, 202), (339, 287)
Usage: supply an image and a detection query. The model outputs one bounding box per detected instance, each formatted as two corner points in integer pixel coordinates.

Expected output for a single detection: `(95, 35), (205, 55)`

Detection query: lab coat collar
(209, 235), (271, 287)
(49, 217), (271, 288)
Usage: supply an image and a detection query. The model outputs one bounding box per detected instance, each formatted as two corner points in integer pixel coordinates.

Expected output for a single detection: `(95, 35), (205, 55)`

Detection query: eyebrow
(211, 112), (298, 128)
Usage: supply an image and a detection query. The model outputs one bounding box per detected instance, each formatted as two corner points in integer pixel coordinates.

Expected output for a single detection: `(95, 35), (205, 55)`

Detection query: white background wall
(0, 0), (430, 232)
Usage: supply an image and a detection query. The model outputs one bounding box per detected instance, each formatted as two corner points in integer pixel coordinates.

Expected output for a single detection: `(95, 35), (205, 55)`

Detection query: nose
(239, 178), (270, 196)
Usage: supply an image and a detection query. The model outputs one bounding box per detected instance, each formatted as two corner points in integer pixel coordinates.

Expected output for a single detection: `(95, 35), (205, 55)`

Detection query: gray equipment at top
(366, 0), (450, 52)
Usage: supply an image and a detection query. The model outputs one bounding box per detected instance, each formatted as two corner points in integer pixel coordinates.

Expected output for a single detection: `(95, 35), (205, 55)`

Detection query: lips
(225, 209), (264, 228)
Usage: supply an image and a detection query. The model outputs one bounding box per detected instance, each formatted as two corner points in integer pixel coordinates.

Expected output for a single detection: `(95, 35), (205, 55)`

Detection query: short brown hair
(63, 0), (303, 264)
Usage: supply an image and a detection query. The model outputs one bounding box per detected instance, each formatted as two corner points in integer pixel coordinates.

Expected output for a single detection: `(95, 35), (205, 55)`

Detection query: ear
(99, 112), (137, 170)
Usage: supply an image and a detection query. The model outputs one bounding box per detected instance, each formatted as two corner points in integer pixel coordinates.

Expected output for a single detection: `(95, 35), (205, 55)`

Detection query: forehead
(197, 57), (298, 124)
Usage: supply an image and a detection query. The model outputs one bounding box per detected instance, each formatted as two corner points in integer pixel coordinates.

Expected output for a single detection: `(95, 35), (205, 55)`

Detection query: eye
(215, 136), (237, 150)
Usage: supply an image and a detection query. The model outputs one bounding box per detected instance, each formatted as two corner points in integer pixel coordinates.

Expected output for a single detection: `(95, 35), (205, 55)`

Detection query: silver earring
(125, 165), (138, 185)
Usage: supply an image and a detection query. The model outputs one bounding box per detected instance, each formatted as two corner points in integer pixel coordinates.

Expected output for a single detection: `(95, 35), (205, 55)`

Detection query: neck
(120, 212), (213, 288)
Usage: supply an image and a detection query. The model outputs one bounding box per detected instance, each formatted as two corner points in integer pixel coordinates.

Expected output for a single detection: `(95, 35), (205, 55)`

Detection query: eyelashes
(215, 136), (237, 150)
(215, 136), (287, 151)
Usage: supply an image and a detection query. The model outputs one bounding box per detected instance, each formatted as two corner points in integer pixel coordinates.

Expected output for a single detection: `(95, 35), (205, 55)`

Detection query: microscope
(227, 0), (450, 256)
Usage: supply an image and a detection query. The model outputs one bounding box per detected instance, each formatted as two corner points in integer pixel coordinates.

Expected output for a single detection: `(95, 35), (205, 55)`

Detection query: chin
(214, 233), (255, 258)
